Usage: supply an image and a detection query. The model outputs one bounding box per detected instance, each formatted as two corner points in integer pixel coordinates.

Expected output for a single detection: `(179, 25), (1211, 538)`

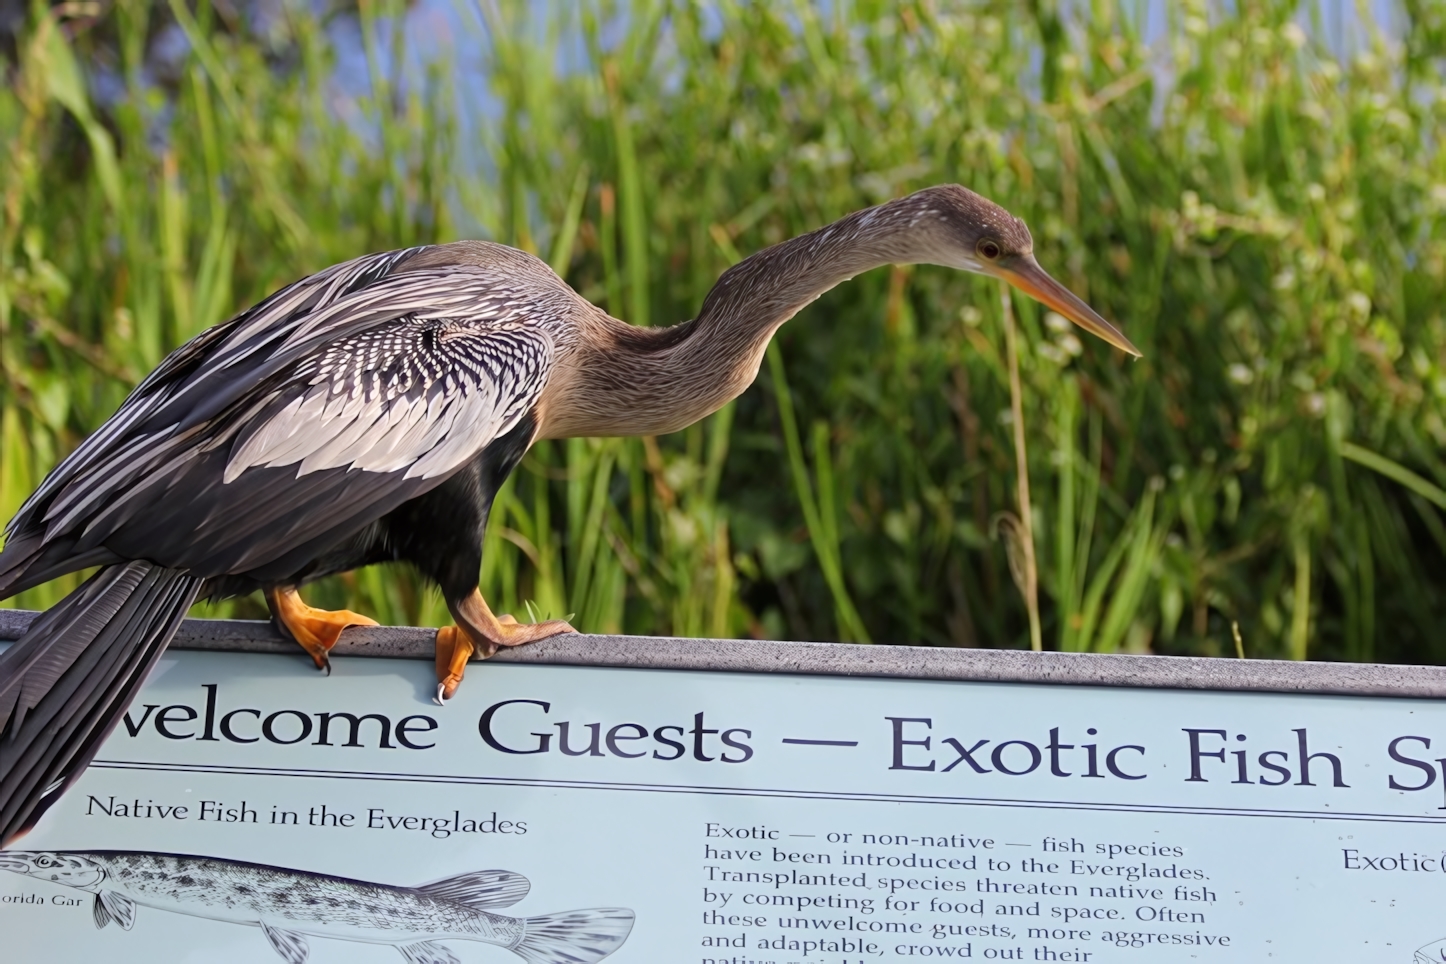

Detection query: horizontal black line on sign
(781, 738), (860, 746)
(89, 759), (1446, 826)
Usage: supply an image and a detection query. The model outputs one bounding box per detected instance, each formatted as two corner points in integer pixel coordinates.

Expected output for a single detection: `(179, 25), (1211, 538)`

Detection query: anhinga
(0, 185), (1137, 844)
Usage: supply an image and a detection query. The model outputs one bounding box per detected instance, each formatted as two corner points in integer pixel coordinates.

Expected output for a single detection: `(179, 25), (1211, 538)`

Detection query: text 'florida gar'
(0, 850), (634, 963)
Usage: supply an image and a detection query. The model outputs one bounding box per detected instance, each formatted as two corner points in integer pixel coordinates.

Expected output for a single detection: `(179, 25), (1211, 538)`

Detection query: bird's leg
(434, 589), (576, 703)
(265, 586), (379, 675)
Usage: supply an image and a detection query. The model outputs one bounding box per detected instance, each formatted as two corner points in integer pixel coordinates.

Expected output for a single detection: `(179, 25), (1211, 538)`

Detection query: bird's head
(898, 184), (1140, 357)
(0, 850), (106, 889)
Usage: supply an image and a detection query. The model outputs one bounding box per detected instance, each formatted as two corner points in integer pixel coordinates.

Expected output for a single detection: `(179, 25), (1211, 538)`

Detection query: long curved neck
(539, 198), (946, 440)
(697, 199), (943, 349)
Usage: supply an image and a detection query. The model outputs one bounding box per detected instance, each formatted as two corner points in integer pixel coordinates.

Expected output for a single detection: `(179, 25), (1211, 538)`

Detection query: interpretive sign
(2, 621), (1446, 963)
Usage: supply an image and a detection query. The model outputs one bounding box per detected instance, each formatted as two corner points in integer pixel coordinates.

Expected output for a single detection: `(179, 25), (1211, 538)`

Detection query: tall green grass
(2, 2), (1444, 663)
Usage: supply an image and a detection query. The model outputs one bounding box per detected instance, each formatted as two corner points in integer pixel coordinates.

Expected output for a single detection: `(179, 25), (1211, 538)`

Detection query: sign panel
(3, 647), (1446, 963)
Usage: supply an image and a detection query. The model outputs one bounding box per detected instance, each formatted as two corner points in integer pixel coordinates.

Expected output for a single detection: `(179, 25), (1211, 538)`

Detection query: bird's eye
(977, 239), (1002, 260)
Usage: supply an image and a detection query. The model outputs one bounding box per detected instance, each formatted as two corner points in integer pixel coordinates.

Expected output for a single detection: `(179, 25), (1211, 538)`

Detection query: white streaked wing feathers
(6, 248), (427, 539)
(224, 319), (550, 483)
(6, 246), (569, 553)
(403, 388), (506, 480)
(294, 406), (376, 475)
(350, 397), (434, 473)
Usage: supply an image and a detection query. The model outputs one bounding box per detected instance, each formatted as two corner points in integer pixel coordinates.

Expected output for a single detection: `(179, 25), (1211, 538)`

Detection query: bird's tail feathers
(0, 531), (119, 601)
(509, 908), (636, 964)
(0, 561), (200, 845)
(0, 533), (46, 599)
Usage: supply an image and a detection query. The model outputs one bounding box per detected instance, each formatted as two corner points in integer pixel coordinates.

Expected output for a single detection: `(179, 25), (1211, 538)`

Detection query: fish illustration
(0, 850), (633, 963)
(1418, 937), (1446, 963)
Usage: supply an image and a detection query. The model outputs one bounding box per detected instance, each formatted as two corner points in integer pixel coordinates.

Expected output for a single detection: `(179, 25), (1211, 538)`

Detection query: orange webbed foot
(266, 587), (379, 675)
(433, 591), (576, 704)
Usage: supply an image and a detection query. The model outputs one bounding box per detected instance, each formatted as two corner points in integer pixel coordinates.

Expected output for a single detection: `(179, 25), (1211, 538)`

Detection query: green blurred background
(2, 1), (1444, 662)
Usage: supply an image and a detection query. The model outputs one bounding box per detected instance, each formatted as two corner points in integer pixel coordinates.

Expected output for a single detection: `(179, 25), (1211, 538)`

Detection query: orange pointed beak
(995, 255), (1141, 357)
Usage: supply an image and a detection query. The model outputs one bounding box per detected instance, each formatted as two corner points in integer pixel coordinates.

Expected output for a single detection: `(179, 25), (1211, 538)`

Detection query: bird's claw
(433, 594), (574, 704)
(267, 589), (376, 679)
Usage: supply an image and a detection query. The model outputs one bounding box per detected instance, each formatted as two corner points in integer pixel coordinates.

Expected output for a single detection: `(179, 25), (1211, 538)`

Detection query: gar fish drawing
(0, 850), (633, 963)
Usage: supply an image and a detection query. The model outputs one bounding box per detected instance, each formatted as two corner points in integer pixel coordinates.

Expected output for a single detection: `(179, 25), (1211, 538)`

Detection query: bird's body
(0, 185), (1137, 846)
(3, 243), (565, 598)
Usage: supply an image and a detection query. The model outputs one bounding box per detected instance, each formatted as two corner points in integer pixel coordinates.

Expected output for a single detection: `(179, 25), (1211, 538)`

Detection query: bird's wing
(6, 247), (429, 541)
(222, 315), (551, 484)
(2, 247), (560, 586)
